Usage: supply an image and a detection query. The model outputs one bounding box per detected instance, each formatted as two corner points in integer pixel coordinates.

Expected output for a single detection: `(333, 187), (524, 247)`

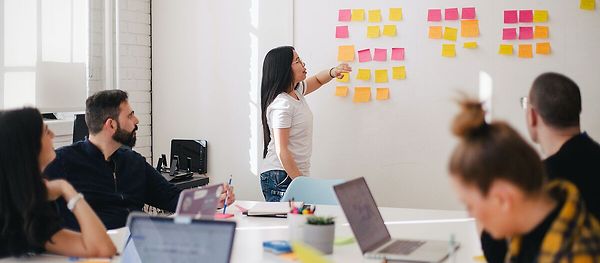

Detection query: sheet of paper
(356, 69), (371, 80)
(368, 9), (382, 23)
(519, 27), (533, 40)
(335, 86), (349, 97)
(503, 28), (517, 40)
(336, 26), (349, 38)
(375, 69), (388, 83)
(443, 27), (458, 41)
(519, 10), (533, 23)
(536, 42), (551, 55)
(367, 26), (381, 38)
(392, 66), (406, 80)
(376, 88), (389, 100)
(352, 9), (365, 21)
(534, 26), (549, 39)
(461, 20), (479, 37)
(338, 9), (351, 22)
(373, 48), (387, 61)
(429, 26), (443, 39)
(337, 45), (355, 62)
(463, 42), (478, 49)
(383, 25), (397, 37)
(462, 7), (476, 19)
(337, 72), (350, 82)
(504, 10), (518, 24)
(533, 10), (549, 22)
(445, 8), (459, 20)
(518, 44), (533, 58)
(391, 48), (405, 61)
(358, 49), (372, 63)
(428, 9), (442, 21)
(353, 87), (371, 103)
(442, 44), (456, 57)
(499, 44), (513, 55)
(389, 8), (403, 21)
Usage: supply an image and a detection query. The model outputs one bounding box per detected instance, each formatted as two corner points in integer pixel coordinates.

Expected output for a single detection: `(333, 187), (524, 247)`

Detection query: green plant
(306, 216), (335, 225)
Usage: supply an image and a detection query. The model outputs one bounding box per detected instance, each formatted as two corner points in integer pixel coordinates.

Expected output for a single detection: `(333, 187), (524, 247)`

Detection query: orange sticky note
(533, 10), (549, 22)
(337, 72), (350, 82)
(442, 44), (456, 57)
(580, 0), (596, 10)
(536, 42), (551, 55)
(464, 42), (478, 49)
(499, 44), (513, 55)
(356, 68), (371, 80)
(383, 25), (397, 37)
(518, 44), (533, 58)
(534, 26), (549, 39)
(392, 66), (406, 80)
(335, 86), (349, 97)
(389, 8), (403, 21)
(353, 87), (371, 103)
(367, 26), (381, 38)
(375, 69), (388, 83)
(443, 27), (458, 41)
(337, 45), (355, 62)
(368, 9), (382, 22)
(429, 26), (442, 39)
(376, 88), (389, 100)
(352, 9), (365, 21)
(461, 20), (479, 37)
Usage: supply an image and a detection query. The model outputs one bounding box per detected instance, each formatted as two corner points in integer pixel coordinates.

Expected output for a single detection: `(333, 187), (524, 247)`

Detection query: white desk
(1, 201), (483, 263)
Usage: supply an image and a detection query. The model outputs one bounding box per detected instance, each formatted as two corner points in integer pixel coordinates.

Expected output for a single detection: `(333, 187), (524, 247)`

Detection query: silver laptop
(175, 184), (223, 219)
(334, 177), (458, 262)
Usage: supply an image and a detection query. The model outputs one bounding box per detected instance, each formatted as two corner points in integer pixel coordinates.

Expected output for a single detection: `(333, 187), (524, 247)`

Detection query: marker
(222, 174), (232, 214)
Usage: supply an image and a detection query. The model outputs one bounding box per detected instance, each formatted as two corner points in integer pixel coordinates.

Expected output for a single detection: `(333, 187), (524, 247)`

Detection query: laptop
(175, 184), (223, 219)
(121, 213), (236, 263)
(334, 177), (458, 262)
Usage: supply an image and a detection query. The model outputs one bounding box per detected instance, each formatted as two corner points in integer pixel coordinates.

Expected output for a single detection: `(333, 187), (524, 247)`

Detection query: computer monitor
(170, 139), (207, 174)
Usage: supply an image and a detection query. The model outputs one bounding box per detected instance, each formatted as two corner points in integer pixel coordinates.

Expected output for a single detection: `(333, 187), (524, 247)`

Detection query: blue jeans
(260, 170), (292, 202)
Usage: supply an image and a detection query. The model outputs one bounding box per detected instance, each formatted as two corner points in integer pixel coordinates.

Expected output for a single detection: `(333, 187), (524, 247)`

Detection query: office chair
(72, 114), (89, 143)
(281, 177), (344, 205)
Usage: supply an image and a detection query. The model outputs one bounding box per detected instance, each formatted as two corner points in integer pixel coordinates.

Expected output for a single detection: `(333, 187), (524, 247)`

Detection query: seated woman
(0, 108), (116, 258)
(448, 99), (600, 262)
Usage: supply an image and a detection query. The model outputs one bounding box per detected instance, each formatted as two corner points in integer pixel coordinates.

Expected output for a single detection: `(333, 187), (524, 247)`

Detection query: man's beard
(113, 123), (138, 147)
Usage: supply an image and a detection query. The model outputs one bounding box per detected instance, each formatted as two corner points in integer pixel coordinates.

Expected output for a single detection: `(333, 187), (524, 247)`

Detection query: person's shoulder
(268, 94), (293, 110)
(54, 141), (85, 156)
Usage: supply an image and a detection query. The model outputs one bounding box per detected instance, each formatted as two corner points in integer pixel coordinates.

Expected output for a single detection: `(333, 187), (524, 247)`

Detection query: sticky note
(337, 72), (350, 82)
(383, 25), (397, 37)
(336, 26), (349, 38)
(464, 42), (478, 49)
(533, 10), (549, 22)
(519, 27), (534, 40)
(504, 10), (518, 24)
(352, 9), (365, 21)
(375, 69), (388, 83)
(337, 45), (355, 62)
(581, 0), (596, 10)
(443, 27), (458, 41)
(368, 9), (382, 23)
(536, 42), (551, 55)
(353, 87), (371, 103)
(374, 48), (387, 61)
(292, 242), (329, 263)
(376, 88), (390, 100)
(338, 9), (351, 22)
(356, 69), (371, 80)
(391, 48), (405, 61)
(357, 49), (372, 63)
(335, 86), (348, 97)
(429, 26), (443, 39)
(499, 44), (513, 55)
(518, 44), (533, 58)
(389, 8), (403, 21)
(503, 28), (517, 40)
(519, 10), (533, 23)
(442, 44), (456, 57)
(428, 9), (442, 22)
(462, 7), (476, 19)
(367, 26), (380, 38)
(534, 26), (549, 39)
(445, 8), (459, 20)
(392, 66), (406, 80)
(461, 20), (479, 37)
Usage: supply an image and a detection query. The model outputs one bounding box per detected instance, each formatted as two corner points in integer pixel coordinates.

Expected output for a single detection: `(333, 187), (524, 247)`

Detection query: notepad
(245, 202), (304, 217)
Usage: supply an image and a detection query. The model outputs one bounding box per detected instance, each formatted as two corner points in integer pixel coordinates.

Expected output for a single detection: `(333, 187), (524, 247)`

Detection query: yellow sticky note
(383, 25), (397, 37)
(580, 0), (596, 10)
(518, 44), (533, 58)
(337, 45), (355, 62)
(375, 69), (388, 83)
(392, 66), (406, 80)
(429, 26), (443, 39)
(337, 72), (350, 82)
(460, 20), (479, 37)
(352, 9), (365, 21)
(534, 26), (549, 39)
(368, 9), (382, 23)
(367, 26), (381, 38)
(376, 88), (390, 100)
(536, 42), (551, 55)
(335, 86), (349, 97)
(442, 44), (456, 57)
(499, 44), (513, 55)
(353, 87), (371, 103)
(464, 42), (478, 49)
(389, 8), (403, 21)
(291, 242), (330, 263)
(533, 10), (549, 22)
(443, 27), (458, 41)
(356, 69), (371, 80)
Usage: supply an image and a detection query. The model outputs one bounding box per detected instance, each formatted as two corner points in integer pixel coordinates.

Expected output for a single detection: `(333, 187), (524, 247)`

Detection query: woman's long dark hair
(0, 108), (58, 252)
(261, 46), (295, 158)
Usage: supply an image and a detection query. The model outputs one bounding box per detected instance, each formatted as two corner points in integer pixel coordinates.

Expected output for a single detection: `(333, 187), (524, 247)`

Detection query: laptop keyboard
(379, 240), (426, 255)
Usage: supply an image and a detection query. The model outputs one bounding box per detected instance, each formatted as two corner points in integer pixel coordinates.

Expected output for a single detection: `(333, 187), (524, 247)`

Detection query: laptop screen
(123, 215), (236, 263)
(334, 177), (391, 253)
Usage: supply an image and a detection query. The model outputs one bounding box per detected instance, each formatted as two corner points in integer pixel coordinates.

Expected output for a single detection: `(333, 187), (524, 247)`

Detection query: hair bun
(452, 98), (486, 138)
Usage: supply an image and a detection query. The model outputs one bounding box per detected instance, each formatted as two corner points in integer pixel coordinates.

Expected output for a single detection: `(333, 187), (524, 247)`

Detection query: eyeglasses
(520, 96), (528, 110)
(293, 57), (305, 66)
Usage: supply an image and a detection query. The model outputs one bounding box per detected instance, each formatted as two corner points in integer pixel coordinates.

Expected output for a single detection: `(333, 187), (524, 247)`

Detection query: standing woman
(260, 46), (351, 202)
(0, 108), (116, 258)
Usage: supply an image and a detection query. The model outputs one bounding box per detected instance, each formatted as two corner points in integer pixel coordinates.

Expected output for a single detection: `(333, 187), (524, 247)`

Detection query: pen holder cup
(288, 213), (307, 242)
(302, 223), (335, 254)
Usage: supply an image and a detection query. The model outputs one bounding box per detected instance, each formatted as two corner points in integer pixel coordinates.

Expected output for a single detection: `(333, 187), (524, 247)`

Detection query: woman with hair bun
(447, 98), (600, 263)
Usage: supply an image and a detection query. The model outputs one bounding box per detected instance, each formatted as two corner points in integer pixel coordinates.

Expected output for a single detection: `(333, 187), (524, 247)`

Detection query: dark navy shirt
(44, 139), (181, 230)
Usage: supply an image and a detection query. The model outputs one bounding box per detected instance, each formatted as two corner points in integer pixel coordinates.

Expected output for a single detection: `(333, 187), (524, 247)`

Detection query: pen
(222, 174), (232, 214)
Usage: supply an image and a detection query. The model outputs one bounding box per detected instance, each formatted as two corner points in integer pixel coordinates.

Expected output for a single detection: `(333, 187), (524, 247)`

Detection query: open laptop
(334, 177), (458, 262)
(175, 184), (223, 219)
(121, 213), (236, 263)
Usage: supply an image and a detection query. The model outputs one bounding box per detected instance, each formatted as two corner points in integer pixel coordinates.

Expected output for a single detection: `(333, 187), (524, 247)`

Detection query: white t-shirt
(261, 81), (313, 176)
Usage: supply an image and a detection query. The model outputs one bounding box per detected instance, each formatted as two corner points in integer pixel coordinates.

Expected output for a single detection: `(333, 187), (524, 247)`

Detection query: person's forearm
(314, 68), (335, 86)
(277, 149), (302, 179)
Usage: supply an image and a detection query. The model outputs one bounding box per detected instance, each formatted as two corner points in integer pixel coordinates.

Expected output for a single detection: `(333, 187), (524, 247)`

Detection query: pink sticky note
(428, 9), (442, 21)
(504, 10), (518, 24)
(502, 28), (517, 40)
(462, 7), (476, 19)
(391, 48), (405, 61)
(336, 26), (349, 38)
(519, 10), (533, 23)
(358, 49), (372, 63)
(339, 9), (351, 21)
(445, 8), (459, 20)
(519, 27), (533, 39)
(373, 48), (387, 61)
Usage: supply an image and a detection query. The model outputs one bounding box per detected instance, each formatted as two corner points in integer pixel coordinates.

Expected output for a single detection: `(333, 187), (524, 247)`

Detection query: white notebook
(245, 202), (304, 217)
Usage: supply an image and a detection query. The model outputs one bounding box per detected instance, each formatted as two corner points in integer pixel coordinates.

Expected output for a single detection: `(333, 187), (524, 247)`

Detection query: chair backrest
(72, 113), (89, 143)
(281, 177), (344, 205)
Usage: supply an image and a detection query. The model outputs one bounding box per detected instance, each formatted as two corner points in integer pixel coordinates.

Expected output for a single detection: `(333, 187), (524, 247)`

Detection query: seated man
(45, 90), (235, 230)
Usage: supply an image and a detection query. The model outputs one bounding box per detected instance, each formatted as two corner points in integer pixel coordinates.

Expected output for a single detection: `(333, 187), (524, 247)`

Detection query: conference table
(2, 201), (483, 263)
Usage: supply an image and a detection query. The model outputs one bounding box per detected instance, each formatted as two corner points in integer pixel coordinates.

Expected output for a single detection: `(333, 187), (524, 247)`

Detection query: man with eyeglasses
(481, 72), (600, 263)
